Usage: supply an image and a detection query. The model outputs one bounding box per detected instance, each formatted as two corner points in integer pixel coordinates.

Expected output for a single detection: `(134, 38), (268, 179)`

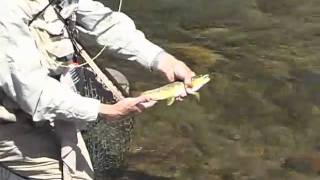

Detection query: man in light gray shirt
(0, 0), (195, 179)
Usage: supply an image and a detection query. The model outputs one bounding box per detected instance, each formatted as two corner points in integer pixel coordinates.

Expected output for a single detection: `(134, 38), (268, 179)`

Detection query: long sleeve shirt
(0, 0), (164, 122)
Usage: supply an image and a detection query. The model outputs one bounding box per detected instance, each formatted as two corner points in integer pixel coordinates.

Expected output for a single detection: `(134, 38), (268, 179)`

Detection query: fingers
(132, 96), (149, 104)
(171, 60), (196, 87)
(101, 96), (157, 121)
(181, 62), (196, 87)
(154, 53), (196, 85)
(175, 96), (184, 101)
(162, 69), (175, 82)
(134, 96), (157, 110)
(130, 96), (157, 114)
(139, 100), (157, 109)
(181, 69), (196, 88)
(184, 74), (193, 88)
(134, 103), (145, 113)
(154, 54), (176, 82)
(180, 89), (188, 97)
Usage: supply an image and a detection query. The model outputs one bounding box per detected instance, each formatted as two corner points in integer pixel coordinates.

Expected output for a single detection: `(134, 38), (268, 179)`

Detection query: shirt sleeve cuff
(75, 97), (100, 122)
(149, 51), (169, 71)
(32, 89), (101, 123)
(131, 38), (165, 70)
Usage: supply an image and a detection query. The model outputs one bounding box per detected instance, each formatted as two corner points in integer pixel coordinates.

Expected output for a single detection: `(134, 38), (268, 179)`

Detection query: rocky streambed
(89, 0), (320, 179)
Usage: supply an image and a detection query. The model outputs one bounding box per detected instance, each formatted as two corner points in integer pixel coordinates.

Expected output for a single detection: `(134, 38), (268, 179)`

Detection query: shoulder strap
(28, 0), (129, 99)
(75, 42), (127, 100)
(28, 0), (61, 26)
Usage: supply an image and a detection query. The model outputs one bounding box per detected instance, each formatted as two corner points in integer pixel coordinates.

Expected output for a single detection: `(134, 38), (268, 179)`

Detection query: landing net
(74, 66), (134, 172)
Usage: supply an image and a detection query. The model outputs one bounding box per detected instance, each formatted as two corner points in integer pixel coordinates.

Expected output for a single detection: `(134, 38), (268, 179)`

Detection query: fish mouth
(195, 74), (211, 83)
(202, 74), (210, 79)
(193, 74), (210, 80)
(189, 74), (211, 92)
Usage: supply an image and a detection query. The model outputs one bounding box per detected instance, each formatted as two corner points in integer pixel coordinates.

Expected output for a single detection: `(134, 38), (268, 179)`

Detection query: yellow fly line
(72, 0), (123, 68)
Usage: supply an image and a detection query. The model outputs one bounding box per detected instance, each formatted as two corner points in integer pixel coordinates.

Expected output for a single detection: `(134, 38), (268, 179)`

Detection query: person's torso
(0, 0), (81, 122)
(27, 0), (80, 75)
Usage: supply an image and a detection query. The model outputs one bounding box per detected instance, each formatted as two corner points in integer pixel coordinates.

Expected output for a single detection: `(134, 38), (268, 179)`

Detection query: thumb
(184, 74), (195, 88)
(164, 71), (175, 82)
(184, 71), (196, 87)
(184, 77), (192, 87)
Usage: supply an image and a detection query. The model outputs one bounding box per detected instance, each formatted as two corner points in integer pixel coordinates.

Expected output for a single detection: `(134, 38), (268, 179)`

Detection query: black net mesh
(74, 66), (134, 172)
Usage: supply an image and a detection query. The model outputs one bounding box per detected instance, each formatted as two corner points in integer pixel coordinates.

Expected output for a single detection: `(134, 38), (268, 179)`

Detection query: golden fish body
(142, 81), (186, 101)
(142, 74), (211, 105)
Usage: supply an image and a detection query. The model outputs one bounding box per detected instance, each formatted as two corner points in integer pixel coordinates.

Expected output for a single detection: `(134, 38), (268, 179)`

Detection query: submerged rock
(93, 0), (320, 179)
(282, 154), (320, 174)
(165, 43), (226, 72)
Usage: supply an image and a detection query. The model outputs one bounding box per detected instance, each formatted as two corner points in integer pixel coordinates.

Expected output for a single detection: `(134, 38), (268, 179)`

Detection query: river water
(93, 0), (320, 179)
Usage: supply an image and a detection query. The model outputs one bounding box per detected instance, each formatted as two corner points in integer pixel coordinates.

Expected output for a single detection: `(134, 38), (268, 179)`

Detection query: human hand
(99, 96), (157, 121)
(154, 53), (196, 88)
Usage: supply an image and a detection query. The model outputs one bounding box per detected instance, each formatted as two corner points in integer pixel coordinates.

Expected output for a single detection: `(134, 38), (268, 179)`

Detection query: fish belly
(142, 82), (185, 101)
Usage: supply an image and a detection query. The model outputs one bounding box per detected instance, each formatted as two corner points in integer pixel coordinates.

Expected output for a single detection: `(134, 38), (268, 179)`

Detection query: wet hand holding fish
(141, 74), (211, 106)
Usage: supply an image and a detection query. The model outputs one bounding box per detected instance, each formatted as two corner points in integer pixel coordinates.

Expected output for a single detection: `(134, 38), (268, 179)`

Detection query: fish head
(187, 74), (211, 92)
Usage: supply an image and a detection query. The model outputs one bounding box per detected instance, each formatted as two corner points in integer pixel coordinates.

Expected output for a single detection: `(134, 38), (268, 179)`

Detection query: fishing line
(89, 0), (123, 61)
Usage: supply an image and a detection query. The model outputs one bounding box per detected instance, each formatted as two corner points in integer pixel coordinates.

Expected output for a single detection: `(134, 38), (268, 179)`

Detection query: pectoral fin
(195, 92), (200, 102)
(190, 92), (200, 102)
(166, 97), (175, 106)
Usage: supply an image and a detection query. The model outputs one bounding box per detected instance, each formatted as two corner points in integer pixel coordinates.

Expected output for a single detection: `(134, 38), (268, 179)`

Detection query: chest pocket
(28, 0), (78, 75)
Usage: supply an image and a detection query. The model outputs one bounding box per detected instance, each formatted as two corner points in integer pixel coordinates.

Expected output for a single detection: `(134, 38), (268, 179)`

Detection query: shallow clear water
(94, 0), (320, 179)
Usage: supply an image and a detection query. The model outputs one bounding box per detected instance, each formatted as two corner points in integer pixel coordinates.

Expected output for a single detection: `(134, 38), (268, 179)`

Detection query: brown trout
(142, 74), (211, 105)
